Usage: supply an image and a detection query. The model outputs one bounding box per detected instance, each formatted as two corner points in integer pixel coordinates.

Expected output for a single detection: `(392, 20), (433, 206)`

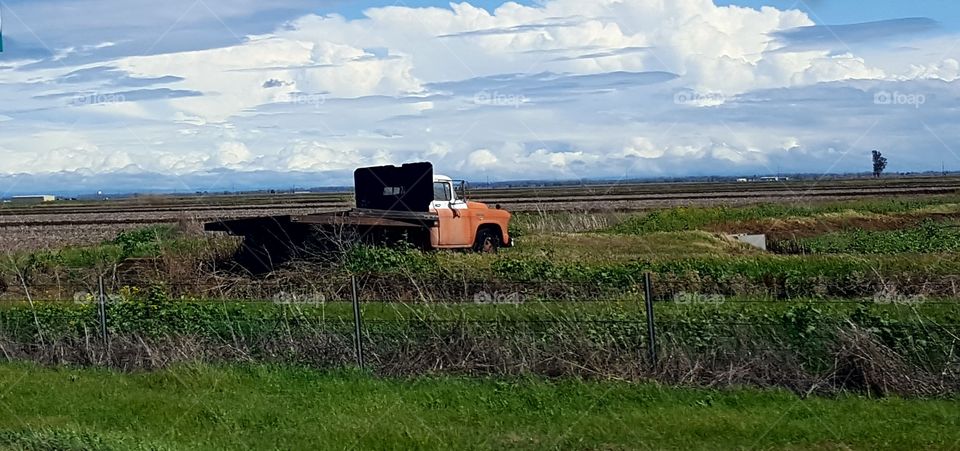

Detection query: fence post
(351, 275), (365, 369)
(97, 276), (109, 345)
(643, 272), (657, 365)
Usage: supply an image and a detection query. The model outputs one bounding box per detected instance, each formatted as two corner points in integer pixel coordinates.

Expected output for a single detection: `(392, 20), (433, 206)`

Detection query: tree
(872, 150), (888, 178)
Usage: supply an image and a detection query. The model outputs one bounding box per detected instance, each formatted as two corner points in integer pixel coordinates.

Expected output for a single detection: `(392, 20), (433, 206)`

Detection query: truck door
(431, 181), (472, 247)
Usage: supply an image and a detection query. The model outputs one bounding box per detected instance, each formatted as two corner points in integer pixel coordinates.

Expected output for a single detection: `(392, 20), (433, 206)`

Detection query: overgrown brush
(0, 297), (956, 396)
(511, 211), (627, 236)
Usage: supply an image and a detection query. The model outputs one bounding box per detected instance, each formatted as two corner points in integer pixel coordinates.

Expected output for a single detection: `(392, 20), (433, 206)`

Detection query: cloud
(262, 79), (293, 88)
(549, 46), (651, 62)
(774, 18), (941, 50)
(437, 18), (586, 38)
(0, 0), (959, 192)
(56, 66), (184, 87)
(0, 0), (326, 62)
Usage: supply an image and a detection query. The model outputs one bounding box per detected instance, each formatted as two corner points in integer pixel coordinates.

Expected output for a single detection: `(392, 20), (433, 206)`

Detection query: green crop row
(775, 220), (960, 254)
(489, 254), (960, 298)
(609, 197), (958, 235)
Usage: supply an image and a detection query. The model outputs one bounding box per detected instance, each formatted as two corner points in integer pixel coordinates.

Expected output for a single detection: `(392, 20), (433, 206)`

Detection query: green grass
(0, 364), (957, 450)
(343, 231), (754, 275)
(609, 198), (960, 235)
(0, 225), (237, 273)
(502, 231), (759, 264)
(780, 220), (960, 254)
(7, 296), (957, 325)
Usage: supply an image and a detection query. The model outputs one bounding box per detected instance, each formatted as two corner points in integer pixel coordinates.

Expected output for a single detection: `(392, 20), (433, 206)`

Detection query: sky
(0, 0), (959, 194)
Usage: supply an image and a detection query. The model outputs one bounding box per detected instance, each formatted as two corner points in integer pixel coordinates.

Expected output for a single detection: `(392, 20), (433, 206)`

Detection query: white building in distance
(11, 195), (56, 204)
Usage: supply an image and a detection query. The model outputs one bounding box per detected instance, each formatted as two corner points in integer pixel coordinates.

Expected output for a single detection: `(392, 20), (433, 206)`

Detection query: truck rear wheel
(474, 228), (501, 253)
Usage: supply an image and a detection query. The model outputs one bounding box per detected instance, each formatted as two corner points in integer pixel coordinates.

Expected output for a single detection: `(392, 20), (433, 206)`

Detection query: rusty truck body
(205, 162), (512, 270)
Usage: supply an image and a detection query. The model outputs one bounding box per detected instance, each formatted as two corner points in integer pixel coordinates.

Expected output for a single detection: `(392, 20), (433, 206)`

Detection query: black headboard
(353, 162), (434, 212)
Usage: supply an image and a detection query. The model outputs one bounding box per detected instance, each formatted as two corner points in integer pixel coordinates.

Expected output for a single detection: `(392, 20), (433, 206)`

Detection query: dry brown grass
(509, 231), (760, 264)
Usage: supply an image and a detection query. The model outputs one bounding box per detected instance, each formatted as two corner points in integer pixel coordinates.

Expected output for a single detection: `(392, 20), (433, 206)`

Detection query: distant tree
(872, 150), (888, 178)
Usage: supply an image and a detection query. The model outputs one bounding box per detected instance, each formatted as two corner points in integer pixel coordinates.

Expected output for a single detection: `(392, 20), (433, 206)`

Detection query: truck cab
(430, 175), (511, 252)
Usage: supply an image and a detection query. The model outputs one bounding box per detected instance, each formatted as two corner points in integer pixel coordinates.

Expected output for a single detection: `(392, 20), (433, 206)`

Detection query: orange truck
(205, 162), (512, 270)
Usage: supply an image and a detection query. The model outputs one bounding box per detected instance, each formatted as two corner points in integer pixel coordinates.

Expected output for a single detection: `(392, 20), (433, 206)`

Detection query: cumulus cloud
(216, 142), (254, 169)
(0, 0), (958, 191)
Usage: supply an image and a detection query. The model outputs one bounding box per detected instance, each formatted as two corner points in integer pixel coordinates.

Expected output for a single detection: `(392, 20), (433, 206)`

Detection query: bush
(343, 244), (438, 274)
(112, 225), (178, 258)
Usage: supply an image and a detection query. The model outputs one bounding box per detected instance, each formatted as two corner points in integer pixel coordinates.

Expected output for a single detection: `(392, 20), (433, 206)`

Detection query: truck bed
(204, 208), (439, 235)
(293, 208), (439, 228)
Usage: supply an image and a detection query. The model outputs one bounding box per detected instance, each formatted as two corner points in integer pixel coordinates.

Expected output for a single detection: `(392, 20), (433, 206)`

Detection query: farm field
(3, 176), (960, 252)
(0, 364), (957, 451)
(0, 178), (957, 395)
(6, 188), (960, 302)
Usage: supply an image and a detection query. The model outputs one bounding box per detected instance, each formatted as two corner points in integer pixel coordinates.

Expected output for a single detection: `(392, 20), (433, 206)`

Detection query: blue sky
(1, 0), (959, 194)
(719, 0), (960, 29)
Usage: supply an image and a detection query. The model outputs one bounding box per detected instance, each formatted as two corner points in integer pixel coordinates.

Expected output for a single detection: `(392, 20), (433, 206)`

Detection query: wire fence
(6, 273), (960, 303)
(0, 272), (958, 395)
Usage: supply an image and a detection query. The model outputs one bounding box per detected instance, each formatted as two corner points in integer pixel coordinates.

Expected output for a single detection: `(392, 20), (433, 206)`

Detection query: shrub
(343, 244), (438, 275)
(112, 225), (178, 258)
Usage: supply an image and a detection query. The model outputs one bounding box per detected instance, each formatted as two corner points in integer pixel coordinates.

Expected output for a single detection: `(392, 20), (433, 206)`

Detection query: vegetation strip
(0, 364), (958, 450)
(0, 298), (956, 395)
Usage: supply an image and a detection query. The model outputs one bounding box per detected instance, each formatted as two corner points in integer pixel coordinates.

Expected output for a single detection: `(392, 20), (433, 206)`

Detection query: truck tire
(473, 228), (501, 253)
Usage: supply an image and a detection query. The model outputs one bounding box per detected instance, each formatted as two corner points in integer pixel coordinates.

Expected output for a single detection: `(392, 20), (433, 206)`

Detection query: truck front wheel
(473, 228), (501, 253)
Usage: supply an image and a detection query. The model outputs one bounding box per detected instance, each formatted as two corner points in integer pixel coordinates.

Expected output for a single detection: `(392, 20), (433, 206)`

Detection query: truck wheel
(474, 229), (501, 253)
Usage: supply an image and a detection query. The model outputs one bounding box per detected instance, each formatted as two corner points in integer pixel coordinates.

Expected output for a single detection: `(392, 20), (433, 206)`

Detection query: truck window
(433, 182), (451, 201)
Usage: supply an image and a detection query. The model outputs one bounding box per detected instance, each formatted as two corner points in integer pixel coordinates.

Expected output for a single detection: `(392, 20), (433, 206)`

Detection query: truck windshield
(433, 182), (451, 201)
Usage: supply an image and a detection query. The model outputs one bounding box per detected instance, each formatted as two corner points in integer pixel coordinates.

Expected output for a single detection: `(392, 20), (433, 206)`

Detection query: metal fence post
(643, 272), (657, 365)
(351, 275), (365, 369)
(97, 276), (109, 345)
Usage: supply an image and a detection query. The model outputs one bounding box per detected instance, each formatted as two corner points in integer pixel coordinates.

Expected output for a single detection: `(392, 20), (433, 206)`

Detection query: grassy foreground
(0, 365), (958, 450)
